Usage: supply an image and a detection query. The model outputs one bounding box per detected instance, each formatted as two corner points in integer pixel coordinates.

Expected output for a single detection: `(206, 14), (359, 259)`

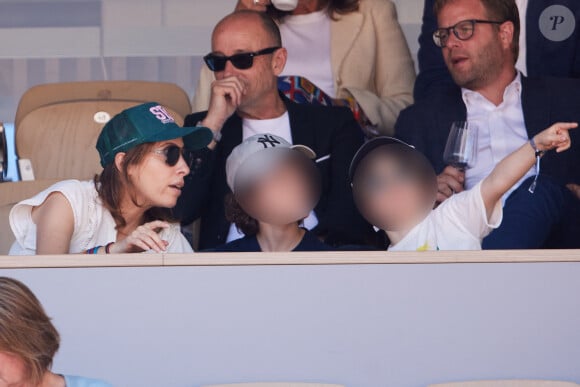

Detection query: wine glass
(443, 121), (478, 171)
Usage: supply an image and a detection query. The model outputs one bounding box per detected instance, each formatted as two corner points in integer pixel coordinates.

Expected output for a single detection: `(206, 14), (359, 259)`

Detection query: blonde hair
(0, 277), (60, 385)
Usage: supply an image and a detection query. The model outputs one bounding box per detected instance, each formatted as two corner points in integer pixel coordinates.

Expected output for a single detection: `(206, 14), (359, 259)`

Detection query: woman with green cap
(8, 103), (213, 255)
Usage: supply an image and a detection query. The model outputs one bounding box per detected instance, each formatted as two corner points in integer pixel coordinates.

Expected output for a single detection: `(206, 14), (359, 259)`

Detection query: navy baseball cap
(348, 137), (415, 182)
(96, 102), (213, 167)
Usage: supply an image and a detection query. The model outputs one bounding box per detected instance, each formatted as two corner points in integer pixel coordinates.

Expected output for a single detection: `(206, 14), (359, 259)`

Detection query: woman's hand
(235, 0), (271, 11)
(533, 122), (577, 153)
(108, 221), (170, 254)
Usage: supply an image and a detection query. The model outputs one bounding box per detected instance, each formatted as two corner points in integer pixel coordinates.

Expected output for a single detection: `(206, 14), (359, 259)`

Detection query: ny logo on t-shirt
(149, 105), (175, 124)
(257, 134), (281, 149)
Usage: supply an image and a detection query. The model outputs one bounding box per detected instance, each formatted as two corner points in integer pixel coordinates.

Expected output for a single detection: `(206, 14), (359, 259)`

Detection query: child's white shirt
(389, 182), (503, 251)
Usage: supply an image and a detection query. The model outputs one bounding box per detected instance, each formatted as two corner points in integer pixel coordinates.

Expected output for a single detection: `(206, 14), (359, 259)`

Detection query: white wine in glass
(443, 121), (478, 171)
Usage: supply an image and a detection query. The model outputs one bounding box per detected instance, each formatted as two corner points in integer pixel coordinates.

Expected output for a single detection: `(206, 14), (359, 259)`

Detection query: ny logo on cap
(257, 134), (281, 149)
(149, 105), (175, 124)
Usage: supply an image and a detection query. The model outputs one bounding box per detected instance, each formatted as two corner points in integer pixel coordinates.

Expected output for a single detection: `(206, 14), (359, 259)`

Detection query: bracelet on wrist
(105, 242), (114, 254)
(85, 246), (102, 255)
(528, 138), (543, 194)
(529, 137), (545, 158)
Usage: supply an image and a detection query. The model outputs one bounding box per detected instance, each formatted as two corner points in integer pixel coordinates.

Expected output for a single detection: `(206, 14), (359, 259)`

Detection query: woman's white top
(9, 180), (193, 255)
(279, 9), (336, 97)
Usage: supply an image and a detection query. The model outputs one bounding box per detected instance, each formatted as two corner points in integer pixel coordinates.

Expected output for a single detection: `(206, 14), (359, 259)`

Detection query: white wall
(1, 261), (579, 387)
(0, 0), (424, 122)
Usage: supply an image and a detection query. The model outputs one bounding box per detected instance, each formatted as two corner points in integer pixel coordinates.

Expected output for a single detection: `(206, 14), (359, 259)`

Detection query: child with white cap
(213, 133), (332, 252)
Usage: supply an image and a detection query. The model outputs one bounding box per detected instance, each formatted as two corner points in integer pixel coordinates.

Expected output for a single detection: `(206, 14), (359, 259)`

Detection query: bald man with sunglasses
(174, 10), (376, 250)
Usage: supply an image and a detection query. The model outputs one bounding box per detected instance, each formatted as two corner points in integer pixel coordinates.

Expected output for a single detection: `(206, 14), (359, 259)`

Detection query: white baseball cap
(226, 133), (316, 192)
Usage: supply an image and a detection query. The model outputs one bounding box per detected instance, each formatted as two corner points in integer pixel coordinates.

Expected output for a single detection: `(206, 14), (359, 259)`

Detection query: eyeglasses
(433, 19), (504, 48)
(203, 46), (281, 72)
(153, 145), (195, 168)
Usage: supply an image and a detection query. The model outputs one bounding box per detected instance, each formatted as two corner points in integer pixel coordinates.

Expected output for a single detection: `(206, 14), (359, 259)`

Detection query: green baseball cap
(96, 102), (213, 167)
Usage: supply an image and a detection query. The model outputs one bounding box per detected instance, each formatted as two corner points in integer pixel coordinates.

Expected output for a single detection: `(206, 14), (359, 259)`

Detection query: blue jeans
(482, 175), (580, 249)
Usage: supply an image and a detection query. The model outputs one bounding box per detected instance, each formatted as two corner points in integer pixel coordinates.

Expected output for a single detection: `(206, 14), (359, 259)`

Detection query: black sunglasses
(153, 145), (195, 168)
(433, 19), (504, 48)
(203, 46), (281, 72)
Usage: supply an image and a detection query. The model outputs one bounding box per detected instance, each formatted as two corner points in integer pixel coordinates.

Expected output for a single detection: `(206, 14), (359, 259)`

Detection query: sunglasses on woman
(203, 46), (281, 72)
(153, 145), (195, 168)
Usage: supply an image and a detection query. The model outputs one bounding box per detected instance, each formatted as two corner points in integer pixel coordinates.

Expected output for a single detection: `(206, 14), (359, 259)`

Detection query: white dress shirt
(462, 72), (534, 202)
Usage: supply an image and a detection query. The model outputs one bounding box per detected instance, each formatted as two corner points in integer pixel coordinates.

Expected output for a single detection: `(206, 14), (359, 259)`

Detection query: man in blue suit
(414, 0), (580, 100)
(395, 0), (580, 249)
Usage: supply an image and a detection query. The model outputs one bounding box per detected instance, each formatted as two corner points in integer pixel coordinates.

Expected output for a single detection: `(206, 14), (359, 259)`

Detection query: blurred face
(0, 352), (29, 387)
(211, 15), (286, 110)
(437, 0), (511, 90)
(238, 153), (320, 226)
(352, 151), (434, 232)
(124, 139), (191, 209)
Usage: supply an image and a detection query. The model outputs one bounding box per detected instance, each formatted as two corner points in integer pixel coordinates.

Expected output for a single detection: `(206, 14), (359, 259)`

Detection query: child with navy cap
(213, 133), (332, 252)
(350, 122), (577, 251)
(9, 102), (212, 255)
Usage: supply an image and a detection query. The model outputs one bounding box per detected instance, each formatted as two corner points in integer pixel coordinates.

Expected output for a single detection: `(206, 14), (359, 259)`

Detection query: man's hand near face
(202, 76), (248, 148)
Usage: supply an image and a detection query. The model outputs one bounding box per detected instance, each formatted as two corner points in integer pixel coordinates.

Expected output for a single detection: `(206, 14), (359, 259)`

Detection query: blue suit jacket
(396, 76), (580, 186)
(415, 0), (580, 100)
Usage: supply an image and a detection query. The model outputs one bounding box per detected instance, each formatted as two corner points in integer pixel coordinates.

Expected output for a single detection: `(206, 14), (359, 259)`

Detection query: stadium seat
(14, 81), (191, 180)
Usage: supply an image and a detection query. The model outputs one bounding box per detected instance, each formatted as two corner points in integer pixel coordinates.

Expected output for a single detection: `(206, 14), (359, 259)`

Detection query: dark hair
(433, 0), (520, 61)
(267, 0), (359, 21)
(94, 142), (174, 229)
(0, 277), (60, 385)
(225, 192), (260, 236)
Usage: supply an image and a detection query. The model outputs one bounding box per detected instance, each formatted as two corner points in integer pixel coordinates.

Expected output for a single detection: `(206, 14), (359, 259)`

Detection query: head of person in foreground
(0, 276), (111, 387)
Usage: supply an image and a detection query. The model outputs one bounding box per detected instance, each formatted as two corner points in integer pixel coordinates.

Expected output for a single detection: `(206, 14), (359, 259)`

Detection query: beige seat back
(0, 179), (61, 254)
(429, 381), (580, 387)
(15, 81), (191, 180)
(202, 384), (345, 387)
(15, 81), (191, 128)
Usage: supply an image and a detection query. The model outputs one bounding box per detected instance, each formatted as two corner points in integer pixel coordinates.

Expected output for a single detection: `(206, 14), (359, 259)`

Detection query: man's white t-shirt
(279, 10), (336, 97)
(389, 182), (503, 251)
(9, 180), (193, 255)
(226, 112), (319, 242)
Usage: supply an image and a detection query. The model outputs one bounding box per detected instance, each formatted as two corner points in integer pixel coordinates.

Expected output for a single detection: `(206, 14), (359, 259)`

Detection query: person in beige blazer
(192, 0), (416, 136)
